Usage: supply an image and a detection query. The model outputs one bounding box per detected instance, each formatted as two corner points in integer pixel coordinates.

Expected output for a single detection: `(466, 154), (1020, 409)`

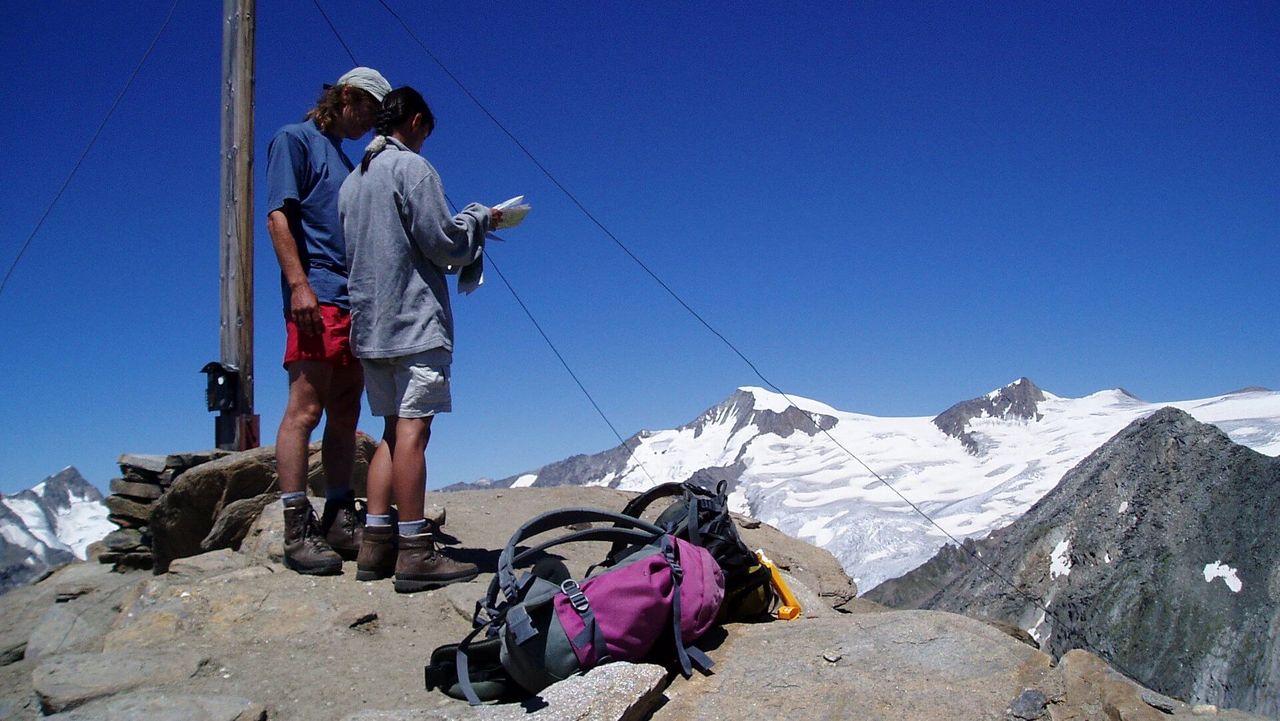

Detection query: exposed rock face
(486, 439), (640, 490)
(862, 534), (998, 610)
(868, 407), (1280, 718)
(148, 446), (280, 572)
(931, 377), (1049, 453)
(682, 387), (839, 441)
(25, 468), (105, 512)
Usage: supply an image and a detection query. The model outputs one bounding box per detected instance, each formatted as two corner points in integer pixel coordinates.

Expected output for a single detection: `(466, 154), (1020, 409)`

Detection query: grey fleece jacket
(338, 137), (489, 360)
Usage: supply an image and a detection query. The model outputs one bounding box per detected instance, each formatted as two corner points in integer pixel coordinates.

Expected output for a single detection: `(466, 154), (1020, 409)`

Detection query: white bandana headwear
(335, 67), (391, 102)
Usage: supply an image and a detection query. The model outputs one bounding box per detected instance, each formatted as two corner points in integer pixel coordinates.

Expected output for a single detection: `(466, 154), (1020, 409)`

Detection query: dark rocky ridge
(868, 407), (1280, 718)
(931, 377), (1050, 453)
(684, 387), (838, 440)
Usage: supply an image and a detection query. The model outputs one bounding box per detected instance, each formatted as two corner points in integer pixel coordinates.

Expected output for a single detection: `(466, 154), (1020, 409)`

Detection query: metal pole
(218, 0), (259, 450)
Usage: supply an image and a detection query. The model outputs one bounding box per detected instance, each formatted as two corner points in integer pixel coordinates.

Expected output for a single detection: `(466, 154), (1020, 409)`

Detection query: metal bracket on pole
(201, 362), (259, 450)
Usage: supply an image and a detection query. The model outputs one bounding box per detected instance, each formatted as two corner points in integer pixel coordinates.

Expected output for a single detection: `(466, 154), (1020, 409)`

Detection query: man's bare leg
(320, 360), (363, 495)
(277, 361), (343, 574)
(277, 361), (332, 494)
(314, 360), (365, 560)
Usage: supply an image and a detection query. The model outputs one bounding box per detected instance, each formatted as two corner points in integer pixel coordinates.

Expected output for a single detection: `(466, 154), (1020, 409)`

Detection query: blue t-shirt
(265, 120), (354, 311)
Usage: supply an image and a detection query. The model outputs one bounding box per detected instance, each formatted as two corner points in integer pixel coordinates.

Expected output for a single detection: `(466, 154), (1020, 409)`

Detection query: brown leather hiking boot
(320, 496), (363, 561)
(393, 529), (479, 593)
(283, 498), (343, 576)
(356, 524), (397, 582)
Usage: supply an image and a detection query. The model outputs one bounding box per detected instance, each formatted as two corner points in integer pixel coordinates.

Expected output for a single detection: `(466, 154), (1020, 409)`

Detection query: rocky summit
(0, 480), (1272, 721)
(867, 407), (1280, 718)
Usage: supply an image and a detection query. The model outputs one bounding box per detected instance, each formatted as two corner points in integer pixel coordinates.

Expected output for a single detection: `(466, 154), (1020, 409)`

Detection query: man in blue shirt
(265, 67), (390, 575)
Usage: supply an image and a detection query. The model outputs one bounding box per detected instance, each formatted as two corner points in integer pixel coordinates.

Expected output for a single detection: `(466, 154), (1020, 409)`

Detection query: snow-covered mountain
(468, 379), (1280, 591)
(1, 467), (111, 592)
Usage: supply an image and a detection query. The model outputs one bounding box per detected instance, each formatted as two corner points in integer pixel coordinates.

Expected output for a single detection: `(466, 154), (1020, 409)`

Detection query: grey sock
(398, 519), (426, 537)
(367, 513), (392, 528)
(282, 491), (307, 506)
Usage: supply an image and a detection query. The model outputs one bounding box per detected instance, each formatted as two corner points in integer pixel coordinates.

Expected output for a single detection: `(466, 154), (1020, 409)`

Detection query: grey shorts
(360, 352), (452, 418)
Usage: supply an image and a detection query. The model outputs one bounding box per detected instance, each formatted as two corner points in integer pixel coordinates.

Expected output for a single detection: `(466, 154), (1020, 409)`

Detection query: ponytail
(359, 86), (435, 172)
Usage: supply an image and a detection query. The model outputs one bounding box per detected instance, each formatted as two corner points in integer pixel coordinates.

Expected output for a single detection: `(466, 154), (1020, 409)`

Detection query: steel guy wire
(437, 194), (658, 487)
(312, 0), (360, 67)
(370, 0), (1003, 563)
(356, 1), (1146, 681)
(314, 0), (659, 487)
(0, 0), (181, 298)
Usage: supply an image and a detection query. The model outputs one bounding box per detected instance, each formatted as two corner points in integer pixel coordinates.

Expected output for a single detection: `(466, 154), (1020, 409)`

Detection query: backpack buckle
(560, 578), (590, 613)
(507, 605), (538, 644)
(662, 539), (684, 582)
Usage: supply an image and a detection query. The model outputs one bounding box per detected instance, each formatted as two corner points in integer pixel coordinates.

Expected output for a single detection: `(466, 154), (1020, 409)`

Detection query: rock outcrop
(132, 435), (376, 572)
(868, 407), (1280, 718)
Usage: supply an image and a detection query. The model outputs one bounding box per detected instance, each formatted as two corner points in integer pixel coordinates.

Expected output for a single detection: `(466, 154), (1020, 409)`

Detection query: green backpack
(612, 480), (776, 622)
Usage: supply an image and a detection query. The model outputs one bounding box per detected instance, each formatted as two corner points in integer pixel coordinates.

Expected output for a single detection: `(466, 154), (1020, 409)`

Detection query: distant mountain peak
(933, 378), (1047, 453)
(1, 467), (109, 594)
(687, 388), (837, 440)
(30, 467), (103, 508)
(477, 387), (840, 492)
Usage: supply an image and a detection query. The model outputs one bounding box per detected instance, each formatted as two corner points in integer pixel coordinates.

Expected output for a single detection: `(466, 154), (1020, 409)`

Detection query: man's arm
(267, 205), (322, 336)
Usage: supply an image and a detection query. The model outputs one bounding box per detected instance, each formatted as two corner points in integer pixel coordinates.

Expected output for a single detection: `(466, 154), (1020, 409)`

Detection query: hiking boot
(283, 498), (343, 576)
(393, 529), (479, 593)
(320, 496), (364, 561)
(356, 524), (397, 582)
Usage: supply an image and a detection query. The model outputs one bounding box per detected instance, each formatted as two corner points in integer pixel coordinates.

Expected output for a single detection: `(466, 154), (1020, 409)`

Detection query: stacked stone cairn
(99, 451), (231, 570)
(95, 435), (375, 573)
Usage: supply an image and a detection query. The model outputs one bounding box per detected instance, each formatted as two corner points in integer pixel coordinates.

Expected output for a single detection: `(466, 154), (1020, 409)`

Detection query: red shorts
(283, 304), (355, 368)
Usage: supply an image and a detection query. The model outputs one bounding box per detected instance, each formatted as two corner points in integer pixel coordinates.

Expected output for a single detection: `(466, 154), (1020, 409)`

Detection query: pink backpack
(447, 508), (725, 704)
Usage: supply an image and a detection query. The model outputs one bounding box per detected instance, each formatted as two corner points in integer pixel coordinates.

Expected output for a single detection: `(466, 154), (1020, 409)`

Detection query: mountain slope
(463, 380), (1280, 590)
(0, 467), (110, 592)
(867, 408), (1280, 717)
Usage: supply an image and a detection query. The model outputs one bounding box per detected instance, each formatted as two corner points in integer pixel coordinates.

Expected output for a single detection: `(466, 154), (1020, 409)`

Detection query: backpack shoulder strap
(618, 482), (689, 519)
(496, 508), (666, 601)
(610, 482), (709, 556)
(661, 535), (714, 677)
(456, 618), (498, 705)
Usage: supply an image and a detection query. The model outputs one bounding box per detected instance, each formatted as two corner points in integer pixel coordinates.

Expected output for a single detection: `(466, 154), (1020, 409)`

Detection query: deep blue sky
(1, 1), (1276, 494)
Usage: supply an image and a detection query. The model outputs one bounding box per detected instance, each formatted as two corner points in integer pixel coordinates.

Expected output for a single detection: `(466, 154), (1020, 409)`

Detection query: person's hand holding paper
(492, 195), (530, 230)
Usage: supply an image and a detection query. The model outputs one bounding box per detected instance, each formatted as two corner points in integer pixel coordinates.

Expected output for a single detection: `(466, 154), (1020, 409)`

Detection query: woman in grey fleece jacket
(338, 86), (502, 591)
